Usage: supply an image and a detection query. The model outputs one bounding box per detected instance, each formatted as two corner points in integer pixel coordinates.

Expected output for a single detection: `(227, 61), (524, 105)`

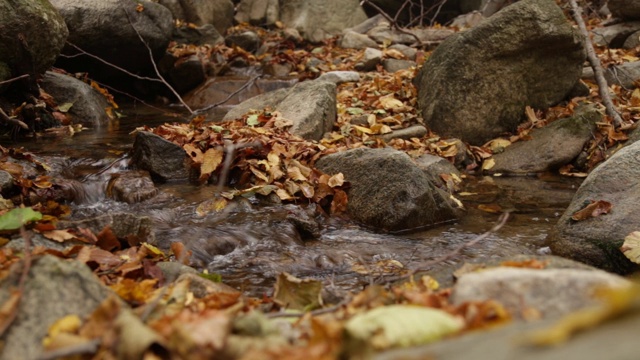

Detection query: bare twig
(0, 74), (30, 86)
(0, 108), (29, 130)
(215, 141), (262, 194)
(568, 0), (624, 128)
(361, 0), (424, 47)
(63, 42), (163, 83)
(121, 7), (194, 114)
(378, 212), (510, 284)
(194, 74), (262, 115)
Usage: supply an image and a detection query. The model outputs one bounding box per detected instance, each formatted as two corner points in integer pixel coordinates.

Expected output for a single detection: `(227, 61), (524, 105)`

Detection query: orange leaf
(571, 200), (612, 221)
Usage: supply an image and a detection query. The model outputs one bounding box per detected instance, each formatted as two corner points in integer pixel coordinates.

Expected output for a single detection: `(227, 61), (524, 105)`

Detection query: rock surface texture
(315, 147), (459, 232)
(414, 0), (585, 145)
(547, 140), (640, 274)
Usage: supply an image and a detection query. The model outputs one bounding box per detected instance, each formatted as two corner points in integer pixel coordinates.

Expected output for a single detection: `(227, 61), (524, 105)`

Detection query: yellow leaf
(42, 229), (76, 242)
(621, 231), (640, 264)
(379, 95), (405, 112)
(183, 144), (203, 163)
(353, 125), (373, 134)
(482, 158), (495, 170)
(287, 166), (308, 182)
(200, 148), (224, 177)
(142, 242), (166, 257)
(327, 173), (344, 188)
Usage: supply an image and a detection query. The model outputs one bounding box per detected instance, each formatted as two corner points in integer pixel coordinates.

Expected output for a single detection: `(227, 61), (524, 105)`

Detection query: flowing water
(3, 105), (582, 296)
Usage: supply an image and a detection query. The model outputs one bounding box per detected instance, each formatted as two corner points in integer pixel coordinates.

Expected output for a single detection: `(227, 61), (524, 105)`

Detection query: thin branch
(361, 0), (424, 47)
(0, 108), (29, 130)
(0, 74), (29, 86)
(568, 0), (624, 128)
(121, 7), (194, 114)
(64, 42), (163, 83)
(378, 212), (510, 284)
(193, 74), (262, 115)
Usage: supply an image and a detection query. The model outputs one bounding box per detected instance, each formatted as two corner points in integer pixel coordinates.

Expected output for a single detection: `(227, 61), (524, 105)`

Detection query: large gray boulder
(157, 0), (234, 34)
(40, 71), (111, 127)
(223, 80), (337, 141)
(0, 0), (68, 84)
(490, 106), (601, 174)
(51, 0), (173, 85)
(0, 255), (116, 360)
(315, 147), (459, 232)
(414, 0), (584, 145)
(546, 140), (640, 274)
(609, 0), (640, 20)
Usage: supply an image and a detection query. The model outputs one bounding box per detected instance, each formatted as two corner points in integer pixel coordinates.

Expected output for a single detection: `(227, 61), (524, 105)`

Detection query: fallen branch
(193, 74), (262, 115)
(361, 0), (424, 47)
(377, 212), (510, 285)
(568, 0), (624, 128)
(121, 7), (194, 114)
(0, 74), (30, 86)
(0, 108), (29, 130)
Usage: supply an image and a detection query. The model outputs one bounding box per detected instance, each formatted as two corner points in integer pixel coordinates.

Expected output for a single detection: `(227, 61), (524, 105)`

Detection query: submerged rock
(547, 140), (640, 274)
(414, 0), (584, 145)
(107, 170), (159, 204)
(315, 147), (459, 232)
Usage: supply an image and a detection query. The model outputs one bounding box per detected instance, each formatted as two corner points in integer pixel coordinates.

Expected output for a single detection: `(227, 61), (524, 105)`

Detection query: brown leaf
(200, 148), (224, 181)
(42, 229), (76, 243)
(571, 200), (612, 221)
(97, 225), (121, 251)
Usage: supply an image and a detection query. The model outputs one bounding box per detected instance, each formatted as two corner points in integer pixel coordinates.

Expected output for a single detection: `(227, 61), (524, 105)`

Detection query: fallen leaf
(571, 200), (612, 221)
(42, 229), (76, 243)
(0, 207), (42, 230)
(621, 231), (640, 264)
(273, 272), (323, 311)
(200, 148), (224, 181)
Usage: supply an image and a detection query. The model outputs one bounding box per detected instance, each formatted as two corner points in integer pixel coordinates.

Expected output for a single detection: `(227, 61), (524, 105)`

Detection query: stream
(4, 105), (582, 296)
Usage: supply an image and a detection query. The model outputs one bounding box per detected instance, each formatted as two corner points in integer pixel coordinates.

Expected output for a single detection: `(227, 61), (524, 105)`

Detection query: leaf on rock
(247, 114), (259, 127)
(327, 173), (344, 188)
(481, 158), (495, 171)
(183, 143), (203, 163)
(378, 95), (405, 112)
(621, 231), (640, 264)
(42, 229), (76, 243)
(0, 207), (42, 230)
(570, 200), (612, 221)
(273, 272), (323, 311)
(344, 305), (463, 351)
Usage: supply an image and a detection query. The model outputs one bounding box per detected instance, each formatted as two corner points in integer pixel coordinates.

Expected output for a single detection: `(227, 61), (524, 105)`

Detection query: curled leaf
(571, 200), (612, 222)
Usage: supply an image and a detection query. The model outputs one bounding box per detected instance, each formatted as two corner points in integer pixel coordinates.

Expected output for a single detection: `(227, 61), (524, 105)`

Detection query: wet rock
(58, 212), (155, 243)
(235, 0), (279, 26)
(107, 170), (159, 204)
(591, 21), (640, 48)
(226, 31), (261, 53)
(172, 23), (224, 45)
(0, 0), (68, 89)
(223, 80), (336, 141)
(340, 30), (379, 49)
(452, 267), (630, 320)
(546, 140), (640, 274)
(284, 205), (321, 240)
(609, 0), (640, 20)
(490, 106), (601, 174)
(0, 255), (116, 360)
(414, 0), (584, 145)
(415, 154), (461, 190)
(388, 44), (417, 60)
(378, 124), (427, 143)
(317, 71), (360, 84)
(280, 0), (368, 43)
(316, 147), (459, 232)
(131, 131), (190, 181)
(40, 71), (111, 127)
(160, 54), (207, 94)
(0, 170), (14, 195)
(52, 0), (173, 88)
(355, 47), (383, 71)
(157, 0), (233, 34)
(382, 59), (415, 73)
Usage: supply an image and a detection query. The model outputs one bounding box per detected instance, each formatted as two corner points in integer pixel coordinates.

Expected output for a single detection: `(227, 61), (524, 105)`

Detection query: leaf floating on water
(570, 200), (612, 221)
(621, 231), (640, 264)
(273, 272), (323, 311)
(0, 207), (42, 230)
(345, 305), (463, 351)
